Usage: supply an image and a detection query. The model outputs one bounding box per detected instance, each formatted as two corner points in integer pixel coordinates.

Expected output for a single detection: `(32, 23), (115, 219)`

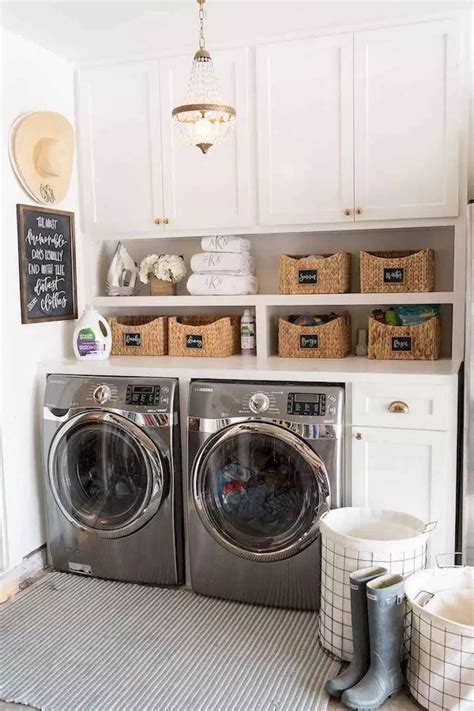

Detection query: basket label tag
(392, 336), (411, 352)
(383, 267), (404, 284)
(124, 333), (141, 347)
(300, 335), (319, 349)
(298, 269), (318, 284)
(186, 334), (203, 349)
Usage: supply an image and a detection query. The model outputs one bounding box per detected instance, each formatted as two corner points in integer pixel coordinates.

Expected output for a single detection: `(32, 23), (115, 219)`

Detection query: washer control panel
(125, 384), (161, 407)
(248, 392), (270, 414)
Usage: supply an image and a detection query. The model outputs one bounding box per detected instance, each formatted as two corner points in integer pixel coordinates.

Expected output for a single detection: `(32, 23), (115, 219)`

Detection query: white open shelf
(39, 356), (461, 383)
(92, 292), (455, 308)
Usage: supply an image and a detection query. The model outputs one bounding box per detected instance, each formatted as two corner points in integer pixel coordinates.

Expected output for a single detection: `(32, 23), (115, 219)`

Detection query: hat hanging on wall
(9, 111), (75, 205)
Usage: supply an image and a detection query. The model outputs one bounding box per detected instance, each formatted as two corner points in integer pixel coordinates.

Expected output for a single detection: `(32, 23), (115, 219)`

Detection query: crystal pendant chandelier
(172, 0), (236, 154)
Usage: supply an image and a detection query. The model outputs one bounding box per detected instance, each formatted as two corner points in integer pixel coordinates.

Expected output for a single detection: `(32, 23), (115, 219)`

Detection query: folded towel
(190, 252), (255, 276)
(201, 236), (251, 253)
(187, 274), (258, 296)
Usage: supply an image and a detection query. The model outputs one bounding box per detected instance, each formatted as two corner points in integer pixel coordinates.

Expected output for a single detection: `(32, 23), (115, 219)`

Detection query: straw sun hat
(9, 111), (75, 205)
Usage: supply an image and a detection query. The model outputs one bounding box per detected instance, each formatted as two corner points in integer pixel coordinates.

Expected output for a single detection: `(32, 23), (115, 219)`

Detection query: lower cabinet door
(351, 426), (454, 564)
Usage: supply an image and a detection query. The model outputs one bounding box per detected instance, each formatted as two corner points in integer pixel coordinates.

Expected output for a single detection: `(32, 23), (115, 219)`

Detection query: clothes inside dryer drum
(200, 431), (323, 552)
(52, 422), (150, 531)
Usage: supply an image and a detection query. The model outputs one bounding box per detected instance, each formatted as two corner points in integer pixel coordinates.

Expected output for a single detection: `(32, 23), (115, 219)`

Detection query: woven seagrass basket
(109, 316), (168, 356)
(168, 316), (241, 357)
(279, 253), (351, 294)
(368, 316), (441, 360)
(360, 249), (434, 293)
(278, 315), (351, 359)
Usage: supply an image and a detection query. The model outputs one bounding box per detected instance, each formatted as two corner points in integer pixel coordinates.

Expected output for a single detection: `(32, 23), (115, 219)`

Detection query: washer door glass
(193, 422), (330, 561)
(49, 412), (164, 537)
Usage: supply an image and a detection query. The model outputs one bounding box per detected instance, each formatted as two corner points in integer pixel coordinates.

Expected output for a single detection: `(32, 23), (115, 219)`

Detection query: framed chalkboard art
(16, 204), (78, 324)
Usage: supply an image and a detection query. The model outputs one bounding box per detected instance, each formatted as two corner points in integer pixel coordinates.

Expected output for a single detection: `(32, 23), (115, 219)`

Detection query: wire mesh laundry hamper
(405, 562), (474, 711)
(318, 508), (434, 661)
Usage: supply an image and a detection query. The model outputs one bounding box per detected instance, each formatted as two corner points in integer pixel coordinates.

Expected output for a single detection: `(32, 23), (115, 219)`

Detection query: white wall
(0, 29), (82, 575)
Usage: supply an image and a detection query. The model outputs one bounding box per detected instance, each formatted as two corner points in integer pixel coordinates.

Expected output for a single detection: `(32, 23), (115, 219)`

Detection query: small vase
(150, 276), (177, 296)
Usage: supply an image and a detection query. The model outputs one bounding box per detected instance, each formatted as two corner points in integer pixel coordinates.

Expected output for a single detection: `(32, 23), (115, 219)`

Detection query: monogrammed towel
(190, 252), (255, 275)
(201, 236), (251, 253)
(187, 274), (258, 296)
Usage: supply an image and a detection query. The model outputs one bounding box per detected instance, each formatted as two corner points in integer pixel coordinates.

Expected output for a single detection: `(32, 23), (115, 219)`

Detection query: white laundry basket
(405, 565), (474, 711)
(318, 507), (434, 661)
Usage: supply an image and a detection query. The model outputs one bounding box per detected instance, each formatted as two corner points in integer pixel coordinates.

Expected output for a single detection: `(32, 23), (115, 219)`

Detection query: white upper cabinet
(256, 34), (354, 225)
(77, 62), (163, 234)
(160, 48), (252, 230)
(354, 20), (460, 221)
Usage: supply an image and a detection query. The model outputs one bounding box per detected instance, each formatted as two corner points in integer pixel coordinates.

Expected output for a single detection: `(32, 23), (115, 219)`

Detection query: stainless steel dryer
(43, 374), (183, 585)
(188, 380), (344, 610)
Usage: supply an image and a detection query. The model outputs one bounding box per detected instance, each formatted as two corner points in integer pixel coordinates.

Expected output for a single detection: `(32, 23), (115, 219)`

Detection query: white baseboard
(0, 545), (47, 602)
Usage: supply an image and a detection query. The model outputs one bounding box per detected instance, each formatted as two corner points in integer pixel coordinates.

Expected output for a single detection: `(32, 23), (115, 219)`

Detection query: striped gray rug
(1, 572), (339, 711)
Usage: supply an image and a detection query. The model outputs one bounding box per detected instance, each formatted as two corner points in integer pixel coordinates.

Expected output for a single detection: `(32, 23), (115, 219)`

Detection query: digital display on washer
(287, 392), (326, 416)
(126, 384), (161, 406)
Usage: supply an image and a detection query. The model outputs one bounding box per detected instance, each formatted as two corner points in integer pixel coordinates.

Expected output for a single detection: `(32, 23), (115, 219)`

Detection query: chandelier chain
(198, 1), (206, 49)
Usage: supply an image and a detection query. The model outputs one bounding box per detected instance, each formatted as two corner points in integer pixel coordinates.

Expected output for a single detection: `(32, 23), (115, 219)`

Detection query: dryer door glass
(50, 412), (165, 537)
(193, 422), (329, 561)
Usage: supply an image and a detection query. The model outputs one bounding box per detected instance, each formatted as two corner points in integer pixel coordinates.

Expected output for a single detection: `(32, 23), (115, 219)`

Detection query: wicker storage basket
(319, 508), (432, 661)
(168, 316), (241, 357)
(368, 316), (441, 361)
(360, 249), (434, 293)
(405, 566), (474, 711)
(109, 316), (168, 356)
(278, 315), (351, 359)
(279, 253), (351, 294)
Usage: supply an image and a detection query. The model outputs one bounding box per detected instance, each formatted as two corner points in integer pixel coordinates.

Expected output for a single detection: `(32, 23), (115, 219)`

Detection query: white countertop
(38, 355), (461, 384)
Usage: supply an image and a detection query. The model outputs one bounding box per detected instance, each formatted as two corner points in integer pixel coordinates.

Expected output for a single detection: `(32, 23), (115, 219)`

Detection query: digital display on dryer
(126, 385), (161, 406)
(287, 393), (326, 416)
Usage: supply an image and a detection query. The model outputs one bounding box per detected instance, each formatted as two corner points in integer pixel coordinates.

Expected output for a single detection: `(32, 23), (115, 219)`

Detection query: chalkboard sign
(383, 267), (405, 284)
(392, 336), (412, 352)
(17, 204), (77, 324)
(186, 335), (203, 349)
(300, 335), (319, 349)
(298, 269), (318, 285)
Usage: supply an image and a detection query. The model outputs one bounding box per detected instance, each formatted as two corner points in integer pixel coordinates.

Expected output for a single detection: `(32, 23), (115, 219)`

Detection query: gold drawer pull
(163, 217), (170, 224)
(355, 207), (363, 215)
(343, 208), (352, 216)
(388, 401), (409, 414)
(355, 432), (363, 440)
(154, 218), (162, 225)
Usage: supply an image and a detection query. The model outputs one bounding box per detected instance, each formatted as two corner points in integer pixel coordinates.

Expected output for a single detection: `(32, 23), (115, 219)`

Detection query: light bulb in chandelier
(172, 0), (236, 154)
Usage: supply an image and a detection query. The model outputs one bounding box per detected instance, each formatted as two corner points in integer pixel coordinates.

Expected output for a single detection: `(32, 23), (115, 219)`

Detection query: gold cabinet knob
(355, 432), (363, 440)
(343, 208), (352, 216)
(355, 207), (363, 215)
(154, 218), (162, 225)
(388, 400), (409, 414)
(163, 217), (170, 225)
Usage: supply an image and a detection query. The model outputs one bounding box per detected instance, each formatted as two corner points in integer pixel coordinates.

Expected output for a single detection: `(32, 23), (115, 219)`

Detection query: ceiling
(1, 0), (468, 64)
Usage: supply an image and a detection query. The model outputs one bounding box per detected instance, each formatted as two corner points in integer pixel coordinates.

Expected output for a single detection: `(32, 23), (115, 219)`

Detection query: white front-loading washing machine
(43, 374), (183, 585)
(187, 380), (344, 610)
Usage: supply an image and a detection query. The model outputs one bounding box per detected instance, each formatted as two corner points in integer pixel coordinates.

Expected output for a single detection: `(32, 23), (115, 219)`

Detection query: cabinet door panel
(351, 427), (454, 564)
(257, 33), (354, 225)
(160, 47), (251, 230)
(77, 62), (163, 234)
(354, 20), (460, 220)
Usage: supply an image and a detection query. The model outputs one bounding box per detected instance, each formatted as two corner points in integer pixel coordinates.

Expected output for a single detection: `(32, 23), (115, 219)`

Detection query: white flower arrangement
(139, 254), (187, 284)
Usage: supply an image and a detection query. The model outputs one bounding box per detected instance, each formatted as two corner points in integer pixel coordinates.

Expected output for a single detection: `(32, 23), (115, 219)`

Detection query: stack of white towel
(187, 236), (258, 296)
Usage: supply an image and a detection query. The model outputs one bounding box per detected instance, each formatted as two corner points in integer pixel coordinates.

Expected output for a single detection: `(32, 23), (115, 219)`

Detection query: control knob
(93, 385), (111, 404)
(249, 392), (270, 414)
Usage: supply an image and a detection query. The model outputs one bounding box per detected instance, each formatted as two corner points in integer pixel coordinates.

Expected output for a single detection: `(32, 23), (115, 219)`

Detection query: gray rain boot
(341, 573), (406, 710)
(325, 566), (387, 699)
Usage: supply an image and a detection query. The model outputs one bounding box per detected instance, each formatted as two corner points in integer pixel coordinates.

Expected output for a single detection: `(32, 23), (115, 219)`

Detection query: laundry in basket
(318, 507), (435, 661)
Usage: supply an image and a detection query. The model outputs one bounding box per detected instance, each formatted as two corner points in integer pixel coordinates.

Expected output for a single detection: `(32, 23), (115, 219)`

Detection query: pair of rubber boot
(325, 566), (406, 710)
